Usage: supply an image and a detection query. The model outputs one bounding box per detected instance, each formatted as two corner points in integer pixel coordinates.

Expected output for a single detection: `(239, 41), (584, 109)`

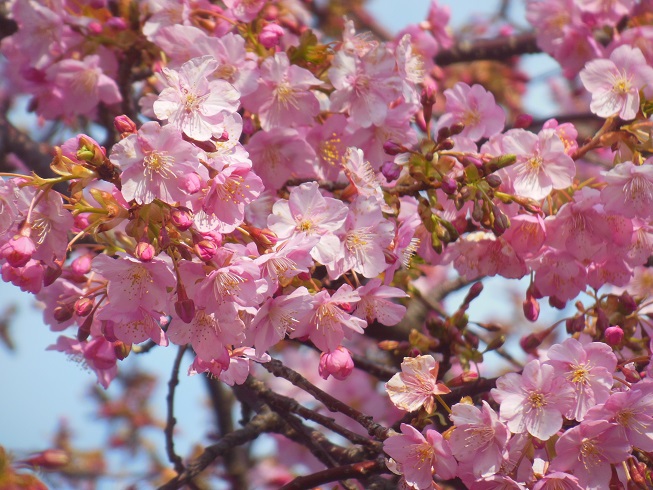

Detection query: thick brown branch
(0, 110), (54, 176)
(280, 459), (388, 490)
(435, 32), (540, 66)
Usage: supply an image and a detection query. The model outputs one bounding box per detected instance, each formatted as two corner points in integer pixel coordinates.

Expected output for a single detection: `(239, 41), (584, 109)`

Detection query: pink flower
(99, 306), (168, 346)
(48, 336), (118, 389)
(545, 338), (617, 421)
(153, 55), (240, 141)
(601, 160), (653, 219)
(328, 44), (402, 128)
(242, 52), (322, 131)
(167, 303), (246, 361)
(110, 121), (203, 205)
(218, 347), (270, 386)
(584, 381), (653, 451)
(532, 249), (587, 303)
(259, 23), (284, 48)
(386, 355), (451, 413)
(326, 196), (395, 279)
(532, 472), (582, 490)
(268, 181), (348, 265)
(491, 359), (575, 441)
(353, 278), (407, 325)
(449, 401), (510, 477)
(579, 45), (653, 120)
(1, 259), (44, 294)
(249, 287), (313, 356)
(223, 0), (265, 22)
(291, 284), (366, 352)
(437, 83), (505, 141)
(551, 420), (631, 489)
(319, 346), (354, 380)
(499, 128), (575, 200)
(0, 235), (36, 268)
(384, 423), (457, 489)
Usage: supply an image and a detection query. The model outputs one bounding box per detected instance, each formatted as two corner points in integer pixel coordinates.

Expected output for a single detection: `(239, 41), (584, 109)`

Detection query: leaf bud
(485, 334), (506, 352)
(113, 341), (131, 360)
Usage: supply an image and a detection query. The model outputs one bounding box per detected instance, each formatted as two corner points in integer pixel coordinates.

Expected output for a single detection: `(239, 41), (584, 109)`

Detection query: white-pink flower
(153, 55), (240, 141)
(601, 159), (653, 219)
(353, 278), (407, 325)
(491, 359), (575, 441)
(386, 355), (451, 413)
(499, 128), (576, 200)
(384, 423), (458, 489)
(580, 45), (653, 120)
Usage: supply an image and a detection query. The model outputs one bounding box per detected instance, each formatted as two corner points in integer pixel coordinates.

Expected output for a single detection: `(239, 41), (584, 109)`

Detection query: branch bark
(435, 32), (540, 66)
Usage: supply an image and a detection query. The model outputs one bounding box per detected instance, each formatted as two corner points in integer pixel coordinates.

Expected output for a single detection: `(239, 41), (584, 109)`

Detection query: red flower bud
(318, 346), (354, 381)
(604, 326), (624, 346)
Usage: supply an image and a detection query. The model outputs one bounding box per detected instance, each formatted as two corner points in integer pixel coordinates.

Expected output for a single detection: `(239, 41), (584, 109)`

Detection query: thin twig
(164, 345), (187, 476)
(261, 360), (390, 440)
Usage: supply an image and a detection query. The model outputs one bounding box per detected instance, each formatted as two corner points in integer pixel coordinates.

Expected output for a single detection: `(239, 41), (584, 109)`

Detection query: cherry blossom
(386, 355), (451, 413)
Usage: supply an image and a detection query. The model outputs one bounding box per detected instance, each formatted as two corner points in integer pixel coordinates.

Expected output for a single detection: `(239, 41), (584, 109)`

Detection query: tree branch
(280, 458), (388, 490)
(261, 360), (390, 440)
(435, 32), (539, 66)
(164, 345), (186, 475)
(0, 110), (54, 177)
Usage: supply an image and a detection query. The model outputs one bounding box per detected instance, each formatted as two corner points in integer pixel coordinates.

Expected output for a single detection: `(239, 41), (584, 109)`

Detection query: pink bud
(513, 113), (533, 129)
(548, 296), (566, 310)
(522, 294), (540, 322)
(114, 115), (137, 135)
(20, 449), (70, 470)
(259, 23), (284, 48)
(620, 362), (641, 383)
(170, 207), (194, 231)
(440, 176), (457, 195)
(106, 17), (127, 30)
(88, 21), (103, 34)
(380, 161), (401, 181)
(74, 213), (90, 231)
(135, 241), (155, 262)
(383, 141), (404, 156)
(318, 347), (354, 380)
(71, 254), (92, 276)
(604, 326), (624, 346)
(0, 236), (36, 267)
(75, 297), (94, 317)
(175, 299), (196, 324)
(53, 304), (74, 323)
(195, 239), (218, 261)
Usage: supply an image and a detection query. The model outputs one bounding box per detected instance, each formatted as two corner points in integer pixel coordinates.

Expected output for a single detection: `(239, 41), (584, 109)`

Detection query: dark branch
(164, 345), (187, 475)
(0, 110), (54, 176)
(280, 459), (388, 490)
(435, 32), (540, 66)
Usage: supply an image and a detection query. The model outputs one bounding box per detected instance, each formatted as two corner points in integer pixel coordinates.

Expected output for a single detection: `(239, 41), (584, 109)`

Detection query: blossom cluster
(2, 0), (653, 488)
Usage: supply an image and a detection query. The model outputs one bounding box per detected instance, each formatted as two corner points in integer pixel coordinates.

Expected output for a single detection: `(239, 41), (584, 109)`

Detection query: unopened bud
(71, 254), (92, 276)
(450, 122), (465, 136)
(464, 282), (484, 305)
(54, 304), (75, 323)
(175, 298), (196, 323)
(383, 141), (404, 156)
(170, 206), (194, 231)
(484, 334), (506, 352)
(620, 362), (641, 383)
(522, 294), (540, 322)
(619, 291), (637, 315)
(259, 23), (284, 48)
(113, 341), (131, 360)
(492, 206), (510, 236)
(194, 239), (218, 261)
(440, 175), (457, 195)
(378, 340), (400, 351)
(43, 263), (63, 287)
(20, 449), (70, 470)
(381, 161), (402, 181)
(484, 154), (516, 173)
(74, 297), (94, 317)
(242, 224), (278, 252)
(548, 296), (566, 310)
(436, 126), (451, 142)
(438, 138), (454, 150)
(446, 371), (478, 387)
(596, 308), (609, 333)
(519, 328), (551, 354)
(566, 314), (586, 334)
(318, 346), (354, 381)
(135, 241), (155, 262)
(77, 315), (94, 342)
(113, 115), (137, 136)
(485, 173), (502, 188)
(604, 326), (624, 346)
(513, 113), (533, 129)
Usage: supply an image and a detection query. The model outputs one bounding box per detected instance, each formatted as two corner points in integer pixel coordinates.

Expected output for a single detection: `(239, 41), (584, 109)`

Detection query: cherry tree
(1, 0), (653, 489)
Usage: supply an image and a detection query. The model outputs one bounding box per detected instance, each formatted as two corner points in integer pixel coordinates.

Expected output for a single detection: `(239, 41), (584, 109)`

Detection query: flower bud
(170, 206), (194, 231)
(513, 113), (533, 129)
(74, 297), (94, 317)
(604, 326), (624, 346)
(20, 449), (70, 470)
(446, 371), (478, 387)
(195, 239), (218, 261)
(620, 362), (641, 383)
(0, 236), (36, 267)
(383, 141), (404, 156)
(522, 298), (539, 326)
(71, 254), (92, 276)
(619, 291), (637, 315)
(113, 341), (131, 360)
(548, 296), (566, 310)
(485, 173), (502, 188)
(566, 314), (585, 334)
(114, 115), (137, 136)
(106, 17), (128, 30)
(43, 263), (62, 287)
(175, 298), (196, 324)
(437, 138), (454, 150)
(464, 282), (484, 305)
(88, 21), (103, 34)
(440, 175), (457, 195)
(54, 304), (75, 323)
(259, 23), (284, 48)
(319, 347), (354, 381)
(450, 122), (465, 136)
(77, 314), (94, 342)
(380, 161), (402, 181)
(135, 241), (155, 262)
